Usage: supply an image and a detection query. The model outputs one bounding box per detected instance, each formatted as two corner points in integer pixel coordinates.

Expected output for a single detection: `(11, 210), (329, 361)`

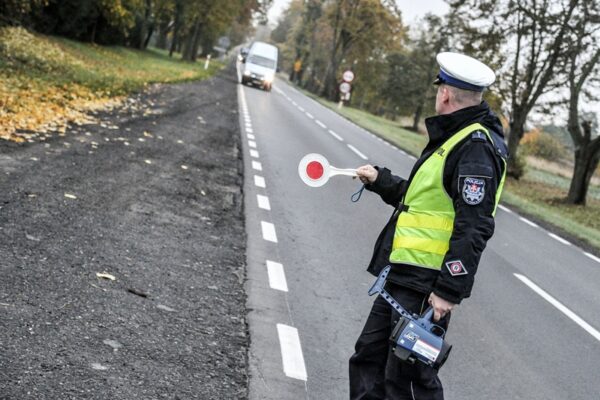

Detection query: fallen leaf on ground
(64, 193), (77, 199)
(96, 272), (116, 281)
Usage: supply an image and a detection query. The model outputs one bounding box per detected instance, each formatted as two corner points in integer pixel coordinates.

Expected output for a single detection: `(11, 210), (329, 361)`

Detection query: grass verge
(302, 87), (600, 253)
(0, 27), (222, 142)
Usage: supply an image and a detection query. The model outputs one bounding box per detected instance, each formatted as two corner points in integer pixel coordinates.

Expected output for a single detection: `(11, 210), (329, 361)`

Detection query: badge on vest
(462, 177), (485, 205)
(445, 260), (468, 276)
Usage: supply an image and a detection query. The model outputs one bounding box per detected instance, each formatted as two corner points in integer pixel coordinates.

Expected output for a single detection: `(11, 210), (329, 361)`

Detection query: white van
(241, 42), (278, 92)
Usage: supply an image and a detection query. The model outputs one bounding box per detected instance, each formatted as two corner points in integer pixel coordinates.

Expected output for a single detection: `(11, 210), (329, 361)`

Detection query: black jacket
(365, 101), (508, 304)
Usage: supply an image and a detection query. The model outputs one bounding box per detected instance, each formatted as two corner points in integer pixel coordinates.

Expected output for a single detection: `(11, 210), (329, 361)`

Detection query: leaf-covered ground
(0, 27), (221, 143)
(0, 61), (248, 399)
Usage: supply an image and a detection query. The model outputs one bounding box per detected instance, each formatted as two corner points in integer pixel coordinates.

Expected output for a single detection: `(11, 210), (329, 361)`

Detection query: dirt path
(0, 63), (248, 399)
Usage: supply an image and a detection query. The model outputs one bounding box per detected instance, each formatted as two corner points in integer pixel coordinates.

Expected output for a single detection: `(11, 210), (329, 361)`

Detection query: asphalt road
(239, 65), (600, 400)
(0, 65), (248, 399)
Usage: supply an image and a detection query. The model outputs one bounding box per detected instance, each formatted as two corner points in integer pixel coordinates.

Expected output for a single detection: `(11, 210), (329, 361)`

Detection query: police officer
(349, 52), (508, 400)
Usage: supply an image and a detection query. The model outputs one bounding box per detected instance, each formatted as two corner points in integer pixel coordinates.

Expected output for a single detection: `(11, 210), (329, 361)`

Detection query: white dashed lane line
(254, 175), (266, 188)
(498, 204), (513, 213)
(257, 194), (270, 210)
(519, 217), (539, 228)
(548, 233), (571, 246)
(315, 120), (326, 129)
(514, 273), (600, 342)
(584, 252), (600, 264)
(305, 112), (314, 119)
(298, 106), (305, 112)
(328, 129), (343, 141)
(248, 140), (257, 148)
(347, 144), (368, 160)
(247, 127), (254, 133)
(252, 160), (262, 171)
(266, 260), (288, 292)
(247, 134), (255, 140)
(250, 149), (259, 158)
(261, 221), (278, 243)
(276, 324), (308, 381)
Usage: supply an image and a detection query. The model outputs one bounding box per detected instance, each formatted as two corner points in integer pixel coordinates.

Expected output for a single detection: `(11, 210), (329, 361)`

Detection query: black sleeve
(432, 141), (502, 304)
(364, 166), (408, 207)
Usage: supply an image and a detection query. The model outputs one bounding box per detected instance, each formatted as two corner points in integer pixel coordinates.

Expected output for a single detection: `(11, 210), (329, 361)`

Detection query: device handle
(420, 307), (447, 338)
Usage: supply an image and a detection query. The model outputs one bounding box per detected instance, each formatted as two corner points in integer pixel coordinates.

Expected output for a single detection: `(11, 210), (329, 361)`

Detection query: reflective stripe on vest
(390, 123), (507, 270)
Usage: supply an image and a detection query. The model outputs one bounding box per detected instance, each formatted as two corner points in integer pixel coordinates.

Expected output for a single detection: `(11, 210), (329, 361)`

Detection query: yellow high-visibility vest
(390, 123), (506, 270)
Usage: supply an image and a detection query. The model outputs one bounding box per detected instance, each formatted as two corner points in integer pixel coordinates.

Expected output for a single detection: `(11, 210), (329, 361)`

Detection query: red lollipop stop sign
(298, 153), (357, 187)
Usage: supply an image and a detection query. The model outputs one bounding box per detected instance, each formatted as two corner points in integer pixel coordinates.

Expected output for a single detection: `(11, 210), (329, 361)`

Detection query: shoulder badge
(471, 131), (487, 142)
(462, 177), (485, 205)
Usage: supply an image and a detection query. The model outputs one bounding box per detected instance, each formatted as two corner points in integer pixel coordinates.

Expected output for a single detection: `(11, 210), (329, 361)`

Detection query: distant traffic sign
(339, 82), (351, 94)
(342, 70), (355, 83)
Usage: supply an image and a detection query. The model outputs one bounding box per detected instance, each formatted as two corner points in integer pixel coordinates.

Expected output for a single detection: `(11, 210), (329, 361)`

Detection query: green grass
(47, 36), (223, 95)
(301, 90), (428, 156)
(1, 26), (222, 141)
(298, 85), (600, 253)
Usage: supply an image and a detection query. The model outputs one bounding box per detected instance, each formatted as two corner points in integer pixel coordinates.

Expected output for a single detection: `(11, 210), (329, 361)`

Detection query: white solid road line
(514, 273), (600, 342)
(254, 175), (266, 188)
(257, 194), (270, 210)
(584, 252), (600, 263)
(548, 233), (571, 246)
(266, 260), (288, 292)
(250, 149), (259, 158)
(315, 120), (327, 129)
(347, 144), (368, 160)
(248, 140), (257, 148)
(261, 221), (278, 243)
(252, 161), (262, 171)
(328, 129), (343, 141)
(276, 324), (308, 381)
(519, 217), (539, 228)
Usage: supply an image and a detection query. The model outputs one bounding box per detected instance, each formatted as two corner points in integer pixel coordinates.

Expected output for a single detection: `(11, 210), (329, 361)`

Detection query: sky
(267, 0), (450, 27)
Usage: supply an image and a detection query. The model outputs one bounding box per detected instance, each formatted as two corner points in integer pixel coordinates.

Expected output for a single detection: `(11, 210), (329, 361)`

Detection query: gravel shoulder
(0, 62), (248, 399)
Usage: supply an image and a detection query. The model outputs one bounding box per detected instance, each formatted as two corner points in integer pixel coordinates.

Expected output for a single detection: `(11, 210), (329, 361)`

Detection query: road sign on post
(339, 82), (351, 94)
(342, 70), (355, 83)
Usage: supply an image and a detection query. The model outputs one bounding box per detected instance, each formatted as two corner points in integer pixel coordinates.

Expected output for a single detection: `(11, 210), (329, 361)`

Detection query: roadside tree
(563, 0), (600, 205)
(448, 0), (580, 178)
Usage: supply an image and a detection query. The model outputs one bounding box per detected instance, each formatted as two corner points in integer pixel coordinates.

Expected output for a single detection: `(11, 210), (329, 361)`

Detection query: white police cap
(434, 52), (495, 92)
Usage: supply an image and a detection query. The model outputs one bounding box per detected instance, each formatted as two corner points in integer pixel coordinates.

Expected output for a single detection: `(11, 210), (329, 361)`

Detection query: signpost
(339, 69), (354, 108)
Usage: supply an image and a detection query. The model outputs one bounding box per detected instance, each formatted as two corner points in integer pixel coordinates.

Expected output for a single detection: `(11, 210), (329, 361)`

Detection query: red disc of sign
(343, 70), (355, 83)
(306, 161), (324, 180)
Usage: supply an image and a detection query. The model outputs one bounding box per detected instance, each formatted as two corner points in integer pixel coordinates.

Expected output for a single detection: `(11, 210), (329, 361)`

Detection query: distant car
(241, 42), (278, 92)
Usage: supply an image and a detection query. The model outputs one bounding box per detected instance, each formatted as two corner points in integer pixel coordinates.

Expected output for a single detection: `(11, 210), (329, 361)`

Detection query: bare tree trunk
(412, 103), (423, 132)
(138, 0), (152, 49)
(567, 145), (600, 205)
(169, 0), (183, 57)
(507, 110), (527, 177)
(156, 20), (169, 49)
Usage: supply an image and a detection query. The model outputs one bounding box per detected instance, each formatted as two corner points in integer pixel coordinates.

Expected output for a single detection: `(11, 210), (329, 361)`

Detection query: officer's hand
(428, 292), (455, 322)
(355, 165), (378, 184)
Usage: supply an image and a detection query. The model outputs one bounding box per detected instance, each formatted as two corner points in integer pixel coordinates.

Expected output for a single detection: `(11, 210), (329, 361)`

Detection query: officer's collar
(425, 102), (491, 143)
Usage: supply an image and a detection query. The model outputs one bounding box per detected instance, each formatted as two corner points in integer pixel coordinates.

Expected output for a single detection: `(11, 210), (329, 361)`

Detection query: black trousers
(349, 284), (450, 400)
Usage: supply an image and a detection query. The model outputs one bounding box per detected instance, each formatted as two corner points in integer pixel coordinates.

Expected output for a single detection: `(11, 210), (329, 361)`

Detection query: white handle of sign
(329, 167), (357, 177)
